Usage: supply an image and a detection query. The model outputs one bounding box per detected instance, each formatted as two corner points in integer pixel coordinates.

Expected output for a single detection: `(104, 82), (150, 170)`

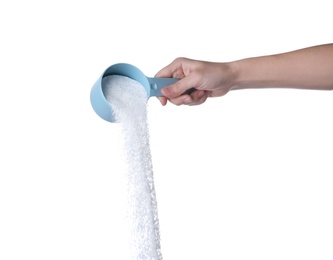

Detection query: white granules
(103, 75), (162, 260)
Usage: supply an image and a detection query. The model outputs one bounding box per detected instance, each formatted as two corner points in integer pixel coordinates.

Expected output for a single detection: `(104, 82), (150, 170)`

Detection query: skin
(155, 43), (333, 106)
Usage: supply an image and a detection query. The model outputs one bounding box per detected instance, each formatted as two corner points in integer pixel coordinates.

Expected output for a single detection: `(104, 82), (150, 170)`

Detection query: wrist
(229, 56), (275, 90)
(227, 60), (243, 90)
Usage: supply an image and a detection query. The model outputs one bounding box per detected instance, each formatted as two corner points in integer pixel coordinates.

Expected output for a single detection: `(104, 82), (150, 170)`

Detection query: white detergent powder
(103, 75), (162, 260)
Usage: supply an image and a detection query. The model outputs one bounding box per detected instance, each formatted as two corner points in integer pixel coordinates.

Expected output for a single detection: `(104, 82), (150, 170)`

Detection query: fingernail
(198, 90), (205, 98)
(161, 87), (170, 95)
(184, 97), (192, 104)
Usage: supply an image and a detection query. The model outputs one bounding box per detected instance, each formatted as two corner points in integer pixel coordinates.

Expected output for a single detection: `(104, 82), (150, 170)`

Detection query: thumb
(161, 76), (196, 99)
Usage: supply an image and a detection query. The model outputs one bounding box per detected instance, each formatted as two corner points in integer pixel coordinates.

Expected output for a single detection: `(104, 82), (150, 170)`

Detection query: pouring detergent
(90, 63), (183, 122)
(90, 63), (195, 122)
(90, 63), (189, 259)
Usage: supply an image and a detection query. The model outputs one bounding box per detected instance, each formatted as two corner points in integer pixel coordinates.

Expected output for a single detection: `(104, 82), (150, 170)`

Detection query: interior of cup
(102, 63), (150, 97)
(90, 63), (150, 123)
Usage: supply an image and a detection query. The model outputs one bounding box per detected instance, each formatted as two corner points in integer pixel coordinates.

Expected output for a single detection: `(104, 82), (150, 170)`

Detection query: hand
(155, 57), (235, 106)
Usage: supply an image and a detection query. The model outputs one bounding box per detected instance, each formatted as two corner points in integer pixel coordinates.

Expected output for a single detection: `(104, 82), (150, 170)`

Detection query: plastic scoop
(90, 63), (182, 123)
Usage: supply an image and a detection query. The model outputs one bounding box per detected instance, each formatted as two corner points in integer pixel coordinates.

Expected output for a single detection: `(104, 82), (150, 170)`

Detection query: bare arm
(232, 43), (333, 91)
(156, 44), (333, 106)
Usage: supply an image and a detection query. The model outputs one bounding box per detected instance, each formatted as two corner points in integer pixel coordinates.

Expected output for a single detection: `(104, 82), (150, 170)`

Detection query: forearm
(230, 44), (333, 91)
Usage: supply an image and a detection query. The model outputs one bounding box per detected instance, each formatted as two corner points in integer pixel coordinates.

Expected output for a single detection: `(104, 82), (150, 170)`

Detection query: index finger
(155, 58), (185, 78)
(155, 64), (175, 78)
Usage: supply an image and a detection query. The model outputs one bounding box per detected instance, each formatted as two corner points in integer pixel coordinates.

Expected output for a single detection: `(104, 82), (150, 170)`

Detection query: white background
(1, 1), (332, 259)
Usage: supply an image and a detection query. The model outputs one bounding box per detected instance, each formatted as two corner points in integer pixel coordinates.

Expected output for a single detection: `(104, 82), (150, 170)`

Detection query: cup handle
(147, 77), (196, 97)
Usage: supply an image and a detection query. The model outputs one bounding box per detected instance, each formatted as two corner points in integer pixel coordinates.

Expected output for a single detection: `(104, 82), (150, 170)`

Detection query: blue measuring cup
(90, 63), (180, 123)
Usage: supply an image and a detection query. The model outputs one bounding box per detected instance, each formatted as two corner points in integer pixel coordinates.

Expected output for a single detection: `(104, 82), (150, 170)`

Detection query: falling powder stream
(103, 75), (162, 260)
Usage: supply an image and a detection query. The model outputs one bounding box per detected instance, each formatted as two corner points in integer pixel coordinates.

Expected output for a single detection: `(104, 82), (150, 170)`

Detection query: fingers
(161, 75), (197, 99)
(157, 96), (168, 106)
(155, 65), (173, 78)
(168, 90), (209, 106)
(155, 57), (209, 106)
(155, 57), (186, 78)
